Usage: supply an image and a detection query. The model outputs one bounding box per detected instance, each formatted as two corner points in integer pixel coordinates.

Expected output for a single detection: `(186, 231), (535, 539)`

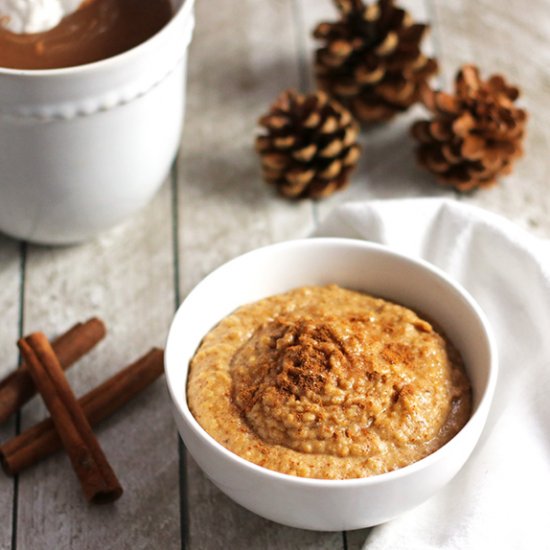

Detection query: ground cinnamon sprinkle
(187, 285), (471, 479)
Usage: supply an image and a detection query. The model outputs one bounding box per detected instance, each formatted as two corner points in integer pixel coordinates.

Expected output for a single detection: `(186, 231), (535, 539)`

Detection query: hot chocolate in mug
(0, 0), (194, 244)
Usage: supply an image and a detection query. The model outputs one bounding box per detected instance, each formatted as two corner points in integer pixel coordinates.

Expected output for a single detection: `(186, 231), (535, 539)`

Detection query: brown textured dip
(187, 285), (471, 479)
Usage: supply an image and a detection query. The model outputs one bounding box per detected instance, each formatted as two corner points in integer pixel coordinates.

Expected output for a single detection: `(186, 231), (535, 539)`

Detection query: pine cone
(255, 89), (361, 199)
(412, 65), (527, 191)
(313, 0), (437, 123)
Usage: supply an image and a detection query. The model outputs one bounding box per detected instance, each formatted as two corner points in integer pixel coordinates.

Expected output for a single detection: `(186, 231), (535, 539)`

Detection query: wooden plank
(15, 183), (181, 549)
(177, 0), (341, 548)
(430, 0), (550, 237)
(187, 472), (345, 549)
(347, 529), (373, 550)
(0, 237), (22, 550)
(178, 0), (315, 294)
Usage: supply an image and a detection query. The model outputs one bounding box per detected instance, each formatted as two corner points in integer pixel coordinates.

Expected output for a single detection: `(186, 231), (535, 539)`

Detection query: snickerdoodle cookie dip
(187, 285), (471, 480)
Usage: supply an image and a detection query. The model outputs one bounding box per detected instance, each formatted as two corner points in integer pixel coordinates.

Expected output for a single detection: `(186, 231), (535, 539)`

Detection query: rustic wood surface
(0, 0), (548, 548)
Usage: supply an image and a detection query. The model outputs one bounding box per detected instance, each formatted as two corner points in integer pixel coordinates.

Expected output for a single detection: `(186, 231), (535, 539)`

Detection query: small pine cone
(255, 89), (361, 199)
(313, 0), (437, 123)
(412, 65), (527, 191)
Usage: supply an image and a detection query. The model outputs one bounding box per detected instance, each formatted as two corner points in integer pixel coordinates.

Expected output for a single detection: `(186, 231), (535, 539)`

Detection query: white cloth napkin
(315, 198), (550, 550)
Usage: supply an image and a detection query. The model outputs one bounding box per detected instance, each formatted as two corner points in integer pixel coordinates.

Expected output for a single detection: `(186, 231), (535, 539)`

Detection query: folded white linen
(315, 198), (550, 550)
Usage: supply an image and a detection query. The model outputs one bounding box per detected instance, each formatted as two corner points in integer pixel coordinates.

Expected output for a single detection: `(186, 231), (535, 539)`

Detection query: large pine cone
(255, 89), (361, 199)
(412, 65), (527, 191)
(313, 0), (437, 123)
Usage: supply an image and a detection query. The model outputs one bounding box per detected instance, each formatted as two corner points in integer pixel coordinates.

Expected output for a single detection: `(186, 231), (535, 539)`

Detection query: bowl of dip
(165, 238), (497, 531)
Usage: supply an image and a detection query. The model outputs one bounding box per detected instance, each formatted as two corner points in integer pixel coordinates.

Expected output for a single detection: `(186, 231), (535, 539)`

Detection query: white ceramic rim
(0, 0), (194, 77)
(166, 237), (499, 488)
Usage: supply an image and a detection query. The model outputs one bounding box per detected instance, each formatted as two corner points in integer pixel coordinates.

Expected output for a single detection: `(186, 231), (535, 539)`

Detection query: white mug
(0, 0), (194, 244)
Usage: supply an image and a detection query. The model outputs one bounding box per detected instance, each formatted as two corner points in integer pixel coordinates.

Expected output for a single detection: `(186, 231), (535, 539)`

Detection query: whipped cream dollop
(0, 0), (84, 34)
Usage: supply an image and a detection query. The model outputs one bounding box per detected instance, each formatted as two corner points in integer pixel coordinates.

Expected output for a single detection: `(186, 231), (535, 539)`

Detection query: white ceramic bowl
(0, 0), (194, 244)
(165, 238), (498, 531)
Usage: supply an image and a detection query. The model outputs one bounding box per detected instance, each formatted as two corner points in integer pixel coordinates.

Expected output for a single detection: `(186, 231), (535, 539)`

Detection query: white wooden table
(1, 0), (548, 548)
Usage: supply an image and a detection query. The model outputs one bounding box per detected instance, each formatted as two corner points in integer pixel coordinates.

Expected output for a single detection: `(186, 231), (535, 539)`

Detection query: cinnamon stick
(17, 333), (122, 504)
(1, 348), (164, 476)
(0, 318), (106, 424)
